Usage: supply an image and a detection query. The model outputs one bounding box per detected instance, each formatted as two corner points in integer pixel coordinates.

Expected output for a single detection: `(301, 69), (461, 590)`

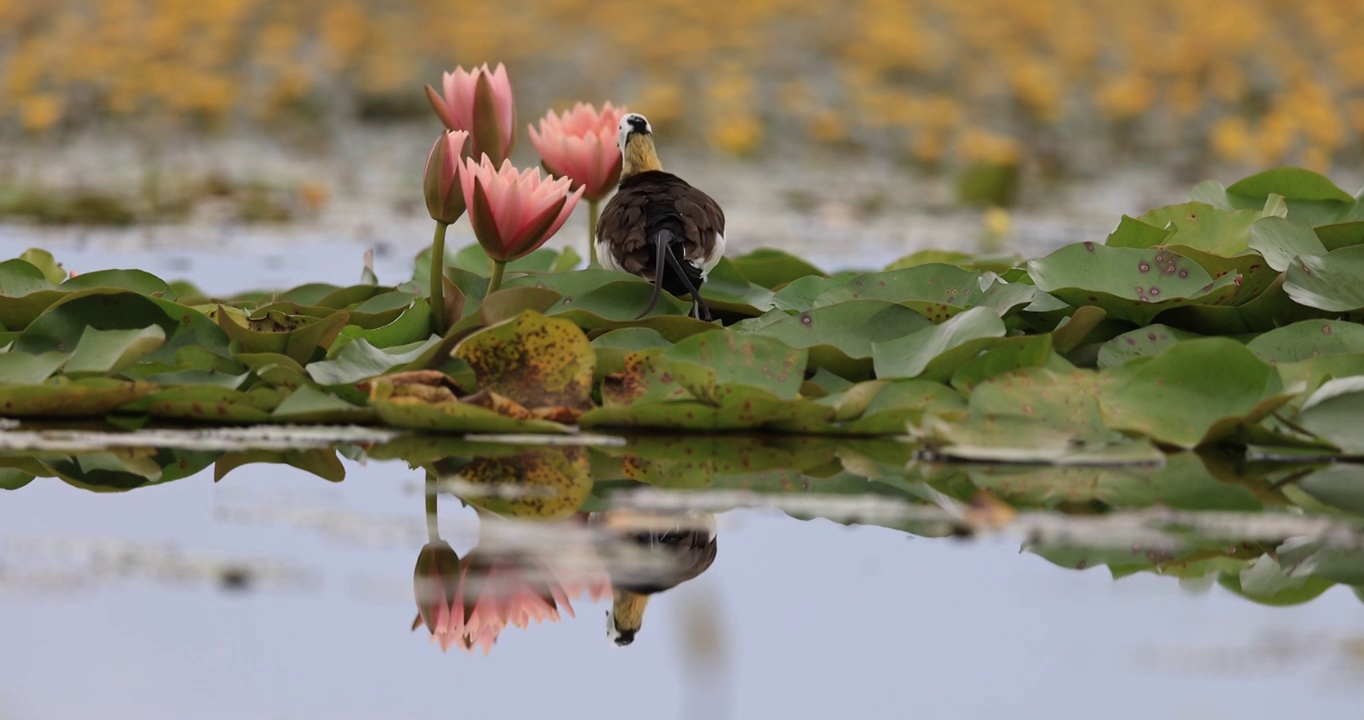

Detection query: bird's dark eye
(628, 116), (649, 133)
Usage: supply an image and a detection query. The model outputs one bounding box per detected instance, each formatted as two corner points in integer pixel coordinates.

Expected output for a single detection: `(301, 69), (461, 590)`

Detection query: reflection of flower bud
(413, 541), (461, 638)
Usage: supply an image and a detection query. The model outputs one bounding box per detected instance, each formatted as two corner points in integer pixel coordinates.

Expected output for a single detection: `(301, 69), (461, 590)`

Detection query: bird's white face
(617, 113), (652, 153)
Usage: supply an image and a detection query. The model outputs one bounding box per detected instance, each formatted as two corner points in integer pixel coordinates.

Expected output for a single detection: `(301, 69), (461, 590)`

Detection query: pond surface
(2, 430), (1363, 720)
(3, 146), (1364, 719)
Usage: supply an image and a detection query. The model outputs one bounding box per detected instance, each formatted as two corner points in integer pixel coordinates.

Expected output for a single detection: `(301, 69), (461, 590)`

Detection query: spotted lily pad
(454, 310), (595, 412)
(1028, 243), (1239, 324)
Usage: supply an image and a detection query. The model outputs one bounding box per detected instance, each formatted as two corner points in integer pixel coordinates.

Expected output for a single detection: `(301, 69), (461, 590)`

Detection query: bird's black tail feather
(636, 229), (711, 321)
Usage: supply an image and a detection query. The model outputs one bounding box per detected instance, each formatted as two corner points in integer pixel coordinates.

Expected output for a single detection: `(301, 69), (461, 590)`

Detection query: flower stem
(429, 221), (450, 335)
(587, 198), (601, 267)
(425, 472), (440, 542)
(488, 258), (507, 294)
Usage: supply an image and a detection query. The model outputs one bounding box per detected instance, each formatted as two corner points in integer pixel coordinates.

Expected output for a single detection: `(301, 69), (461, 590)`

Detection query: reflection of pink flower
(420, 551), (610, 655)
(528, 102), (628, 201)
(460, 156), (584, 263)
(425, 63), (516, 165)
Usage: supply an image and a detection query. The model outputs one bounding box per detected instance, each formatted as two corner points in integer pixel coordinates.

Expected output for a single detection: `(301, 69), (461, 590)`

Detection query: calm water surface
(2, 444), (1363, 720)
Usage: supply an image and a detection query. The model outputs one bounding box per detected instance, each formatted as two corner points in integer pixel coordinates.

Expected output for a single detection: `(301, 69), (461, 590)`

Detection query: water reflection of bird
(589, 509), (718, 646)
(595, 113), (726, 321)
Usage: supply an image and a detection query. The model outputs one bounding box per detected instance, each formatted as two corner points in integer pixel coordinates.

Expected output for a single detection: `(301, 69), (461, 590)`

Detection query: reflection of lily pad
(440, 446), (593, 520)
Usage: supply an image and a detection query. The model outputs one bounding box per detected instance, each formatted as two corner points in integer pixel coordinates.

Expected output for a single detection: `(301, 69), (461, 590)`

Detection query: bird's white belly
(596, 239), (625, 273)
(701, 232), (726, 278)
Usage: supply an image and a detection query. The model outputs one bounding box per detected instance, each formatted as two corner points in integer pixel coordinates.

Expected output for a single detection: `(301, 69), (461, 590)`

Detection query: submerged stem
(425, 472), (440, 542)
(429, 221), (450, 334)
(588, 197), (601, 267)
(488, 258), (507, 294)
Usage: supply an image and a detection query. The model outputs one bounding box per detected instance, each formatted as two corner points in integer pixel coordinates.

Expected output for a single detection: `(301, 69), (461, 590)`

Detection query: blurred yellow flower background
(3, 0), (1363, 172)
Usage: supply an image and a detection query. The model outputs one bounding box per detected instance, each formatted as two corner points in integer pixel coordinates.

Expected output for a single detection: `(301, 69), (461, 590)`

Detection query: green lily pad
(0, 350), (71, 384)
(1314, 221), (1364, 251)
(271, 385), (376, 424)
(1096, 325), (1202, 369)
(18, 248), (67, 284)
(1284, 244), (1364, 312)
(581, 396), (835, 432)
(371, 391), (571, 434)
(949, 334), (1059, 391)
(1099, 338), (1289, 448)
(770, 273), (858, 312)
(837, 379), (965, 435)
(0, 376), (157, 417)
(62, 326), (166, 378)
(1225, 168), (1356, 226)
(1248, 216), (1328, 272)
(733, 301), (932, 380)
(1294, 376), (1364, 454)
(872, 306), (1007, 380)
(454, 310), (595, 411)
(306, 336), (444, 387)
(665, 330), (807, 401)
(133, 386), (282, 423)
(15, 290), (229, 364)
(333, 298), (433, 350)
(216, 305), (350, 364)
(1028, 243), (1239, 324)
(729, 248), (825, 289)
(813, 264), (1036, 321)
(1246, 319), (1364, 362)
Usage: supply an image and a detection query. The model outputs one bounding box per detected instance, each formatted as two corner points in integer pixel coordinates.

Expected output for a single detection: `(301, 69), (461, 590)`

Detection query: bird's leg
(635, 229), (674, 319)
(662, 250), (712, 321)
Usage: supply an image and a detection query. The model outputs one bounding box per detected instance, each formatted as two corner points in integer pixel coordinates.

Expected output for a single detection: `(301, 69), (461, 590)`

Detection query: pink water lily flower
(425, 63), (516, 165)
(528, 102), (629, 201)
(460, 156), (584, 264)
(422, 129), (470, 224)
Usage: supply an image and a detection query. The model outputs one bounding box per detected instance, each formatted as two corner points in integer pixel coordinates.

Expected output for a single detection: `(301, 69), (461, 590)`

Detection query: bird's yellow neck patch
(622, 134), (663, 178)
(611, 589), (650, 633)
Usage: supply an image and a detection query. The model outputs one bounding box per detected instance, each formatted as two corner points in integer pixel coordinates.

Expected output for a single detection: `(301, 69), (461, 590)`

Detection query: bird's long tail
(637, 229), (674, 319)
(635, 229), (712, 321)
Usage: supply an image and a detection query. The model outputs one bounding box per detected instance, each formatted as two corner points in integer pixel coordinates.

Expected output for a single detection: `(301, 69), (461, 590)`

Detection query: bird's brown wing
(597, 172), (724, 276)
(672, 185), (725, 267)
(596, 188), (652, 275)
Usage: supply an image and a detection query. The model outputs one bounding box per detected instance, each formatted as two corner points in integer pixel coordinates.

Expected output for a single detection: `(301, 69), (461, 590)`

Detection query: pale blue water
(2, 457), (1362, 720)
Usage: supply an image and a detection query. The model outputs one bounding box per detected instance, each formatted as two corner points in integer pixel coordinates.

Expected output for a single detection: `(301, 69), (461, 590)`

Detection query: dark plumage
(596, 113), (726, 320)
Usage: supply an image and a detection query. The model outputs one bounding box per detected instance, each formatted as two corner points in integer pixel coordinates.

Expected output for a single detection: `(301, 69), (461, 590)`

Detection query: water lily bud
(427, 63), (516, 165)
(423, 130), (470, 224)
